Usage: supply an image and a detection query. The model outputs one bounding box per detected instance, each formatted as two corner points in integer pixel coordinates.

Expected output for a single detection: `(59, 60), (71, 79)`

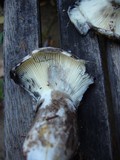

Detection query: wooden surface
(106, 40), (120, 159)
(57, 0), (120, 160)
(4, 0), (120, 159)
(4, 0), (41, 160)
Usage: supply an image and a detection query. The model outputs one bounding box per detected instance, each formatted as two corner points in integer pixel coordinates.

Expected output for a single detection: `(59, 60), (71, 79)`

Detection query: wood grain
(106, 40), (120, 159)
(4, 0), (41, 160)
(4, 0), (120, 159)
(57, 0), (113, 159)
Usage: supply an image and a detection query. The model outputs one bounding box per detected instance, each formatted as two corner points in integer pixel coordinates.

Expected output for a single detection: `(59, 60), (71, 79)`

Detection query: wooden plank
(95, 36), (120, 160)
(4, 0), (41, 160)
(106, 40), (120, 159)
(57, 0), (113, 159)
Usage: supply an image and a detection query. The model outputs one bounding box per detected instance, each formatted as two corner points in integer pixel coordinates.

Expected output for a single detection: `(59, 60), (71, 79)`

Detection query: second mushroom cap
(68, 0), (120, 39)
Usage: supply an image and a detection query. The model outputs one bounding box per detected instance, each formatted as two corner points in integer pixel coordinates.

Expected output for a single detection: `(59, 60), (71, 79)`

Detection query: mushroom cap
(68, 0), (120, 39)
(11, 47), (93, 107)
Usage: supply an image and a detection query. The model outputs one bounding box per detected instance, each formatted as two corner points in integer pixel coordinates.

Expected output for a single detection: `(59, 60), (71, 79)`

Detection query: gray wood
(93, 36), (120, 160)
(57, 0), (113, 159)
(4, 0), (120, 159)
(106, 40), (120, 159)
(4, 0), (41, 160)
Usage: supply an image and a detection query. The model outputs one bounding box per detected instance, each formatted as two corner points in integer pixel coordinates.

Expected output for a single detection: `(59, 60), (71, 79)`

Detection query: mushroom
(10, 47), (93, 160)
(68, 0), (120, 39)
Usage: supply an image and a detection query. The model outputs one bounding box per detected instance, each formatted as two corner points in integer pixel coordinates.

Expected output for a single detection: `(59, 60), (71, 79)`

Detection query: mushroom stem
(23, 91), (78, 160)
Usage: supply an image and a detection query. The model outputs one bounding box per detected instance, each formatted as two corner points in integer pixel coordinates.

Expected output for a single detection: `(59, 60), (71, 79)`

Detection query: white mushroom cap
(11, 47), (93, 107)
(68, 0), (120, 39)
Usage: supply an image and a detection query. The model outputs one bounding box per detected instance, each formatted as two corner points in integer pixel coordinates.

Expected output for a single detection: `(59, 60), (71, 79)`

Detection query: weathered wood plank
(106, 40), (120, 159)
(4, 0), (41, 160)
(57, 0), (113, 159)
(95, 36), (120, 159)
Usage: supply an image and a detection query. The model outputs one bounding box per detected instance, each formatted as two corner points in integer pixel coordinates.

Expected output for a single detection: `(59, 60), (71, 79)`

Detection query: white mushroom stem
(23, 91), (78, 160)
